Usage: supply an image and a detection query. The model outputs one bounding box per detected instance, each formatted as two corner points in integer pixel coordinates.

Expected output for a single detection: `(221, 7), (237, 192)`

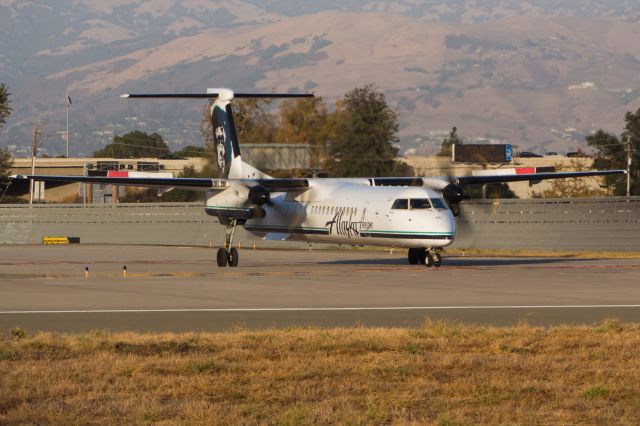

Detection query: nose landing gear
(426, 249), (442, 267)
(216, 219), (240, 267)
(407, 248), (442, 267)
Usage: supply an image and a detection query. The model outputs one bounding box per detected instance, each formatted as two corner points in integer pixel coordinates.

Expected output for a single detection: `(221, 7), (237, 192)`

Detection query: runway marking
(2, 305), (640, 314)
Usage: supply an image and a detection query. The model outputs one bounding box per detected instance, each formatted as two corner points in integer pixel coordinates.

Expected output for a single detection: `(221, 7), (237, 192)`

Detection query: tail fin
(121, 88), (314, 179)
(209, 89), (241, 179)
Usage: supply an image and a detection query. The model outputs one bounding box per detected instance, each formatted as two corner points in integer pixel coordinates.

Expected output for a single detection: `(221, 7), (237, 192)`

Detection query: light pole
(29, 121), (42, 205)
(66, 89), (71, 158)
(627, 133), (631, 197)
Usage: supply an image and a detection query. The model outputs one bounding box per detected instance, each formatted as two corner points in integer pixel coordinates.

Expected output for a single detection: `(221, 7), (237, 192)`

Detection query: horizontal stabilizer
(121, 93), (314, 99)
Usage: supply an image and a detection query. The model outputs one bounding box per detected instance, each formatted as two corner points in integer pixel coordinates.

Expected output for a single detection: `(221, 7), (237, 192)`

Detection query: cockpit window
(430, 198), (447, 209)
(391, 199), (409, 209)
(409, 198), (432, 209)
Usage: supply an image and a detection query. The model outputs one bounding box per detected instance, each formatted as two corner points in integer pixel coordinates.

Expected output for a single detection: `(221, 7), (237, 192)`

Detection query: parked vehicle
(518, 151), (543, 158)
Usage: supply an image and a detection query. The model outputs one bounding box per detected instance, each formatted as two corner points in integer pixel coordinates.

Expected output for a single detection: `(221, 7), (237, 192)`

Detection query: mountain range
(1, 0), (639, 157)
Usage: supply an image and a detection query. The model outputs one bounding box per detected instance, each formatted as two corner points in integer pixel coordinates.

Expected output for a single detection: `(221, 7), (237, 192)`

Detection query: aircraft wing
(455, 169), (626, 185)
(14, 170), (623, 191)
(13, 174), (228, 191)
(12, 175), (310, 193)
(369, 170), (626, 187)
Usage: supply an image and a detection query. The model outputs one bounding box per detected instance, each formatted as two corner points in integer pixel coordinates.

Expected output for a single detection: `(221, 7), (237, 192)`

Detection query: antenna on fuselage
(121, 88), (314, 178)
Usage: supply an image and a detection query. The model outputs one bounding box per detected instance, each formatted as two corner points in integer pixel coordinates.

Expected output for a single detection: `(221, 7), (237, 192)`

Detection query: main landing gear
(408, 248), (442, 267)
(217, 219), (239, 267)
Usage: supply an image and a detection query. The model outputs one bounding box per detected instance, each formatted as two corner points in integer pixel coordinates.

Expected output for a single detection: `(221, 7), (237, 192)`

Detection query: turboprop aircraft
(14, 88), (626, 268)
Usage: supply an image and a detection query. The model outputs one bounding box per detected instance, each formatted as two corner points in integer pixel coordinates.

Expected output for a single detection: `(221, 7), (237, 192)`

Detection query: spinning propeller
(439, 171), (465, 217)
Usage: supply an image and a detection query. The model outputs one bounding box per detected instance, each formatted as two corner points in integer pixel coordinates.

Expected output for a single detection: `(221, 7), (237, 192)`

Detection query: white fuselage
(206, 180), (456, 249)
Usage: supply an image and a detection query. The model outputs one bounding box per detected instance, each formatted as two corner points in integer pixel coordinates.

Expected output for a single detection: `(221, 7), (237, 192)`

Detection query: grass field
(2, 320), (639, 424)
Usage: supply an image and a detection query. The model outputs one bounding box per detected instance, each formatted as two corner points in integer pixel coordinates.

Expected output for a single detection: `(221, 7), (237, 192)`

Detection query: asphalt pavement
(1, 245), (640, 332)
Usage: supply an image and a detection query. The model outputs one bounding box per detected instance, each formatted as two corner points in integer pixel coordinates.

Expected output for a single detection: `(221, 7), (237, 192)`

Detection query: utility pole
(66, 89), (71, 158)
(29, 121), (42, 205)
(627, 133), (632, 197)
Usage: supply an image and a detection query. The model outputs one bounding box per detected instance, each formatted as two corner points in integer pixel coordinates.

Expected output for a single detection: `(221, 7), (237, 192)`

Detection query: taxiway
(1, 245), (639, 332)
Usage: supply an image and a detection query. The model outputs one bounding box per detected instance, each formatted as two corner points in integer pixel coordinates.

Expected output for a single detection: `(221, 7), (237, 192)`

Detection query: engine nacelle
(443, 183), (464, 205)
(250, 206), (266, 219)
(248, 185), (270, 206)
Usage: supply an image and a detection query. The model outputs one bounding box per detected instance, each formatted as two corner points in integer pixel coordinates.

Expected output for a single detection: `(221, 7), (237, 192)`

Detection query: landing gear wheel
(433, 252), (442, 267)
(418, 250), (427, 265)
(408, 248), (420, 265)
(228, 247), (239, 267)
(217, 218), (241, 267)
(216, 248), (228, 267)
(425, 251), (434, 268)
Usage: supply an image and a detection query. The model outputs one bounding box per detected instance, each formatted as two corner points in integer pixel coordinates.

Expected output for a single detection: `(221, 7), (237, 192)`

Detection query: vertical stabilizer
(209, 89), (243, 179)
(121, 88), (313, 179)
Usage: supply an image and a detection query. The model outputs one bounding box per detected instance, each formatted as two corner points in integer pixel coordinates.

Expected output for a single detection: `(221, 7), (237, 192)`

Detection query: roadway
(1, 245), (640, 332)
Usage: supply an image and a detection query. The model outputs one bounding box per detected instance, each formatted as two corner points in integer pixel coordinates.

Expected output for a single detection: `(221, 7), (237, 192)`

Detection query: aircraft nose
(439, 209), (456, 235)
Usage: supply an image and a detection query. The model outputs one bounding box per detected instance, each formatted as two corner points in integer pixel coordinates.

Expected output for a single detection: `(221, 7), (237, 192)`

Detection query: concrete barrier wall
(1, 197), (639, 251)
(453, 197), (640, 251)
(0, 203), (307, 249)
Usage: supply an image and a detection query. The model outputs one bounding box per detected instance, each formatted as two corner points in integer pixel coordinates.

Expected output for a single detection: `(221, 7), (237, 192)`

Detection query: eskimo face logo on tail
(325, 211), (372, 238)
(215, 126), (226, 172)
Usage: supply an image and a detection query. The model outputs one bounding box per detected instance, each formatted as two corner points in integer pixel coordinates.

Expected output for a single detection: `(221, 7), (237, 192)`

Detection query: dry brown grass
(2, 320), (640, 425)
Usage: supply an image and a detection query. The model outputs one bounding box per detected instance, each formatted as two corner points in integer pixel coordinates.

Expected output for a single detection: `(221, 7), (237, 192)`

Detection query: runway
(1, 245), (640, 332)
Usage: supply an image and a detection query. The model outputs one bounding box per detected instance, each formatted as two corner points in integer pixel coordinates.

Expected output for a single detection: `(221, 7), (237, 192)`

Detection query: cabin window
(391, 199), (409, 209)
(409, 198), (432, 209)
(430, 198), (447, 209)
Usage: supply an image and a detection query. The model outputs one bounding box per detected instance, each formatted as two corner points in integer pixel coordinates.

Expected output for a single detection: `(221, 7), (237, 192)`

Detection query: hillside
(0, 1), (639, 156)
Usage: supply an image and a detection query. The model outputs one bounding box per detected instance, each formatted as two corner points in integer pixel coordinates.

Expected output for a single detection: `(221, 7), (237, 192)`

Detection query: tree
(174, 145), (209, 157)
(328, 84), (410, 177)
(94, 131), (169, 158)
(275, 97), (331, 169)
(233, 98), (276, 144)
(0, 148), (14, 200)
(0, 84), (12, 201)
(623, 108), (640, 195)
(437, 126), (460, 157)
(587, 107), (640, 195)
(0, 83), (11, 128)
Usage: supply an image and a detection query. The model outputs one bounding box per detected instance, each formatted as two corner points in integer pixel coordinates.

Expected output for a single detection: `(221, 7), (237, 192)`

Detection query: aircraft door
(385, 198), (395, 223)
(360, 201), (372, 237)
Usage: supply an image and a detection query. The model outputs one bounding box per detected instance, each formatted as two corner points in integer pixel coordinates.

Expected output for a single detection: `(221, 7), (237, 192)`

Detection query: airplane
(13, 88), (626, 268)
